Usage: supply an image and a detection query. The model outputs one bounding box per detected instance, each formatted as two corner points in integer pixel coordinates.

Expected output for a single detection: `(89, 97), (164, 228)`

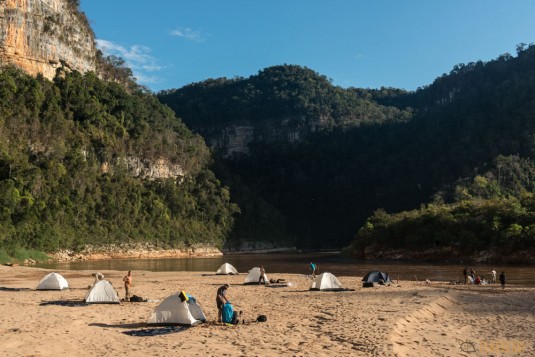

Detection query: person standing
(258, 265), (266, 285)
(499, 271), (506, 289)
(491, 268), (497, 284)
(123, 270), (132, 301)
(216, 284), (230, 323)
(463, 267), (468, 284)
(310, 262), (317, 278)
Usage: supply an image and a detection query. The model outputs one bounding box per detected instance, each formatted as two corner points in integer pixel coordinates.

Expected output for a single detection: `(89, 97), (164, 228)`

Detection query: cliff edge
(0, 0), (97, 79)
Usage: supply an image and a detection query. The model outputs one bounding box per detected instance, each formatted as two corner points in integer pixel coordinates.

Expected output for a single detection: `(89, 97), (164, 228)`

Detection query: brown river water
(36, 252), (535, 287)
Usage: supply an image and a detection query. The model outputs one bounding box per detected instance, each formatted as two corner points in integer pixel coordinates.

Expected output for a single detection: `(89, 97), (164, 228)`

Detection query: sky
(80, 0), (535, 93)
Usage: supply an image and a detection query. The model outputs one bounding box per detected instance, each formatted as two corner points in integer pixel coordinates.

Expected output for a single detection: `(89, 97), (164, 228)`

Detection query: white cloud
(95, 39), (163, 85)
(170, 27), (205, 42)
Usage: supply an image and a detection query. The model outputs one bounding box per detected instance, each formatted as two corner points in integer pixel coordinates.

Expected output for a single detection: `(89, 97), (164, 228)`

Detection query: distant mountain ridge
(158, 65), (411, 156)
(158, 46), (535, 257)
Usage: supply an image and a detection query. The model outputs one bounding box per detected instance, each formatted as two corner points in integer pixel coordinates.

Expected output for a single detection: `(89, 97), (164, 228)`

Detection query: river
(36, 252), (535, 286)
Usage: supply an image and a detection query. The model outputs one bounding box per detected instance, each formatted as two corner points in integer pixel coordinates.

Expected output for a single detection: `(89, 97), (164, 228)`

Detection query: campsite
(1, 265), (535, 356)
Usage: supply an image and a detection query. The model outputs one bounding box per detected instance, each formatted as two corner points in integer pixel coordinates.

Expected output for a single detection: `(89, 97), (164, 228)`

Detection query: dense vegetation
(158, 65), (412, 129)
(0, 66), (238, 259)
(159, 45), (535, 256)
(346, 155), (535, 256)
(158, 66), (413, 249)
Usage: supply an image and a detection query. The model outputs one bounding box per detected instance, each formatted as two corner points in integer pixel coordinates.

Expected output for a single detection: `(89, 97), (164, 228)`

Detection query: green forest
(159, 44), (535, 260)
(3, 37), (535, 262)
(0, 66), (238, 261)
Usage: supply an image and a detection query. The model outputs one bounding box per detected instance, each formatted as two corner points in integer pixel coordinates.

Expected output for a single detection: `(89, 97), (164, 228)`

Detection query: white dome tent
(215, 263), (238, 275)
(36, 272), (69, 290)
(244, 267), (268, 285)
(310, 272), (344, 291)
(85, 280), (120, 304)
(148, 292), (206, 326)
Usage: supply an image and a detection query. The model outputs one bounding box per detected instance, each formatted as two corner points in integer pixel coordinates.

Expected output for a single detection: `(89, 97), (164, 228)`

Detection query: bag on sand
(130, 295), (144, 302)
(256, 315), (267, 322)
(222, 302), (234, 324)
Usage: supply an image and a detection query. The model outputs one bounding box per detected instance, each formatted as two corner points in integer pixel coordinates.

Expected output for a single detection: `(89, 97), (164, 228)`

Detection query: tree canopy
(0, 66), (238, 255)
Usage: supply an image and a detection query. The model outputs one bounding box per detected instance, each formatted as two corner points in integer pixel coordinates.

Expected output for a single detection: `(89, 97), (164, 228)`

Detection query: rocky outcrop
(101, 156), (185, 181)
(0, 0), (97, 80)
(51, 243), (222, 262)
(203, 118), (310, 157)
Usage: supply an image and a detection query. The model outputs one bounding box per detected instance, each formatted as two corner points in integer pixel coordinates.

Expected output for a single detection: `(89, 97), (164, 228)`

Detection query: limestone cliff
(0, 0), (97, 80)
(201, 118), (310, 157)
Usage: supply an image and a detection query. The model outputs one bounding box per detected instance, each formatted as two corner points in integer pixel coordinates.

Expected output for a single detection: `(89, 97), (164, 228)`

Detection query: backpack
(222, 302), (234, 323)
(256, 315), (267, 322)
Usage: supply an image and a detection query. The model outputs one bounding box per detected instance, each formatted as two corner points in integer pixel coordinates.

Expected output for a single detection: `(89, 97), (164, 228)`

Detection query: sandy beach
(1, 265), (534, 356)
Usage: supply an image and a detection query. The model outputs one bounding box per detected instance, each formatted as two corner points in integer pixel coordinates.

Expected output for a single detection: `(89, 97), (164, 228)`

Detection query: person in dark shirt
(216, 283), (230, 323)
(499, 271), (506, 289)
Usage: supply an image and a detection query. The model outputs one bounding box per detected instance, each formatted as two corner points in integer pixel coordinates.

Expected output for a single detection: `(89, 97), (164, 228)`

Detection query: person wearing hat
(216, 283), (230, 323)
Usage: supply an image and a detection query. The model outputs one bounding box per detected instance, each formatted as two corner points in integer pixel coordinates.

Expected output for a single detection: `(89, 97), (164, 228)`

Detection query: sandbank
(1, 265), (534, 356)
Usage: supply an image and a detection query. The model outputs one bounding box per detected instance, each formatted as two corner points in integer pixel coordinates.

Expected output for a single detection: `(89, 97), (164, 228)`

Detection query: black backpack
(256, 315), (267, 322)
(130, 295), (144, 302)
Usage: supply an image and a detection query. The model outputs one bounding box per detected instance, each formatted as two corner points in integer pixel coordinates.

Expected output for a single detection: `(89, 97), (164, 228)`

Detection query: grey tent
(85, 280), (120, 304)
(362, 271), (392, 286)
(310, 272), (344, 291)
(148, 292), (206, 326)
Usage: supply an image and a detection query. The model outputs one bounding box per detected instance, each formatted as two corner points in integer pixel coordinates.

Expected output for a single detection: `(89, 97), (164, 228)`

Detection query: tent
(216, 263), (238, 275)
(362, 271), (392, 286)
(36, 272), (69, 290)
(310, 272), (344, 291)
(85, 280), (120, 304)
(244, 267), (268, 285)
(148, 292), (206, 326)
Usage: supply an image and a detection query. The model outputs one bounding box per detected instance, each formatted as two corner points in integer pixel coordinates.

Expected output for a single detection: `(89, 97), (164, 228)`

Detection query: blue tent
(362, 271), (392, 284)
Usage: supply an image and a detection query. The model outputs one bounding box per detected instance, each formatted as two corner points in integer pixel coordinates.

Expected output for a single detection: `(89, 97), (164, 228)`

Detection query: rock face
(101, 157), (185, 181)
(51, 243), (223, 262)
(201, 118), (310, 157)
(0, 0), (97, 80)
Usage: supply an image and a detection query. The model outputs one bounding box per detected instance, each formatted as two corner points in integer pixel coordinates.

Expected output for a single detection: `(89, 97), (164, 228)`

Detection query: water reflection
(37, 253), (535, 287)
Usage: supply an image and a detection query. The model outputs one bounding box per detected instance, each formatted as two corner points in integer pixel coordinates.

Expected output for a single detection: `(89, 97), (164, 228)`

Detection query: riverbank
(50, 243), (223, 262)
(35, 243), (297, 264)
(359, 246), (535, 265)
(1, 265), (533, 356)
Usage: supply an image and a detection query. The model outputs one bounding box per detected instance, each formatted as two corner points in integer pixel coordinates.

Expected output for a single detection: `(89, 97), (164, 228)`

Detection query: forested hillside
(0, 66), (238, 259)
(158, 66), (413, 249)
(158, 65), (412, 129)
(158, 45), (535, 258)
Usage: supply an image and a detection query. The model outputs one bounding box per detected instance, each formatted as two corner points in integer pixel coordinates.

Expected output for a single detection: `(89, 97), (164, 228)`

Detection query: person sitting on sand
(475, 276), (481, 285)
(216, 284), (230, 323)
(123, 270), (133, 302)
(469, 269), (476, 281)
(231, 310), (243, 325)
(92, 272), (104, 283)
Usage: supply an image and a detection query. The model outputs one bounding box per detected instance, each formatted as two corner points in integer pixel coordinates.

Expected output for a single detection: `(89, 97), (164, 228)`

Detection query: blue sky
(80, 0), (535, 93)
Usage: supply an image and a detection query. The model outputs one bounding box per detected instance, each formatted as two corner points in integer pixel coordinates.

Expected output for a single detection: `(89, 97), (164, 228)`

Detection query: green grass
(0, 248), (50, 264)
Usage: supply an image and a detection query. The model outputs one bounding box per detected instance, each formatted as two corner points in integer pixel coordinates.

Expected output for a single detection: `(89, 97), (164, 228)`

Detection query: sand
(1, 265), (534, 356)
